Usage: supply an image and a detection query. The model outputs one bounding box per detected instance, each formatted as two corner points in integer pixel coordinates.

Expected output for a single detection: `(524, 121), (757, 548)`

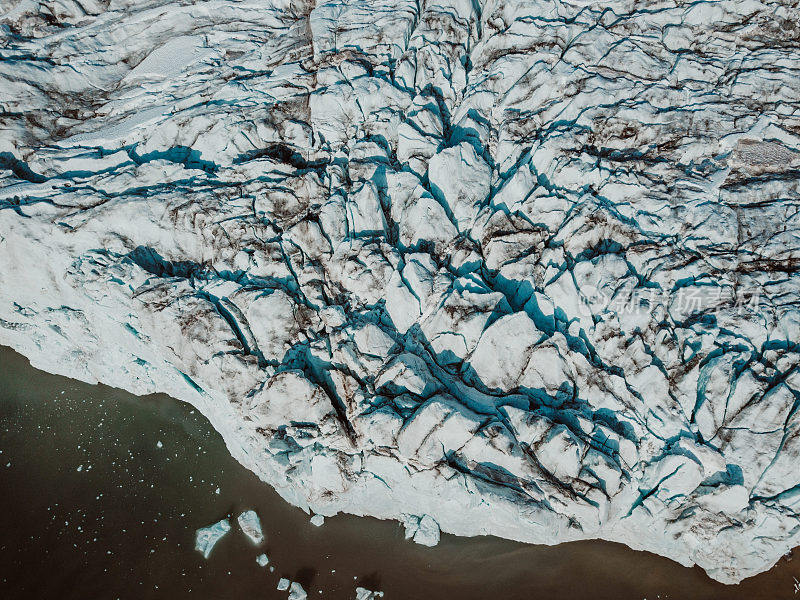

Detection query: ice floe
(237, 510), (264, 545)
(194, 519), (230, 559)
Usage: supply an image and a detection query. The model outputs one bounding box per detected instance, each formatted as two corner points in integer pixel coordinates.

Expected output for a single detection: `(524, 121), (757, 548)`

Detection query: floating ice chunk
(156, 441), (163, 448)
(310, 514), (325, 527)
(277, 578), (291, 591)
(355, 587), (384, 600)
(256, 553), (269, 567)
(288, 582), (307, 600)
(237, 510), (264, 545)
(194, 518), (231, 559)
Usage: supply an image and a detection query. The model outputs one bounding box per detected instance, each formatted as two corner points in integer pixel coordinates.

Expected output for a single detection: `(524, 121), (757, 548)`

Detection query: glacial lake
(0, 345), (796, 600)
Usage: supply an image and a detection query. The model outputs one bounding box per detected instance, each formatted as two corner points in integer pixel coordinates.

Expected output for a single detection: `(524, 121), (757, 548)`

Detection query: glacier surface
(2, 0), (800, 584)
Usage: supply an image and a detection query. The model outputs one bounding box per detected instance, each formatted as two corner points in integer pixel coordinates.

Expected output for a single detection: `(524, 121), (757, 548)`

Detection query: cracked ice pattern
(1, 0), (800, 584)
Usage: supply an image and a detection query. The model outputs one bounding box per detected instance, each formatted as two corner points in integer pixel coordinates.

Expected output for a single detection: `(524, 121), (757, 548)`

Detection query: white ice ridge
(2, 0), (800, 585)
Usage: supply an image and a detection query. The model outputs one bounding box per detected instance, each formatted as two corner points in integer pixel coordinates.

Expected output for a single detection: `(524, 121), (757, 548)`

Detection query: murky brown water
(0, 346), (797, 600)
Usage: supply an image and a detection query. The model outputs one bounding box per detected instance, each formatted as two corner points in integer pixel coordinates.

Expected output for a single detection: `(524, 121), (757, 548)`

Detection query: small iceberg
(277, 579), (307, 599)
(310, 514), (325, 527)
(356, 588), (385, 600)
(288, 582), (307, 600)
(237, 510), (264, 545)
(256, 553), (269, 567)
(194, 518), (231, 559)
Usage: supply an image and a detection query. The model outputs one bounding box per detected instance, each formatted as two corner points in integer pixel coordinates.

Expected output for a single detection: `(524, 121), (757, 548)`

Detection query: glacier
(1, 0), (800, 585)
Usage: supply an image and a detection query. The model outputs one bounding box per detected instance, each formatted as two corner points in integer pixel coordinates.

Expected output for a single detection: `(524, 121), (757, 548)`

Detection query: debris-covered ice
(2, 0), (800, 585)
(237, 510), (264, 545)
(194, 519), (231, 559)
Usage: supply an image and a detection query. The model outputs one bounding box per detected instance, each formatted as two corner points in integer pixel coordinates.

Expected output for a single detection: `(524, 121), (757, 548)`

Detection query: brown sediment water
(0, 345), (796, 600)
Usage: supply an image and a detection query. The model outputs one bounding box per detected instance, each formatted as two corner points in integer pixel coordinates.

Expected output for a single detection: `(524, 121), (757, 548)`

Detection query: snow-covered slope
(2, 0), (799, 584)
